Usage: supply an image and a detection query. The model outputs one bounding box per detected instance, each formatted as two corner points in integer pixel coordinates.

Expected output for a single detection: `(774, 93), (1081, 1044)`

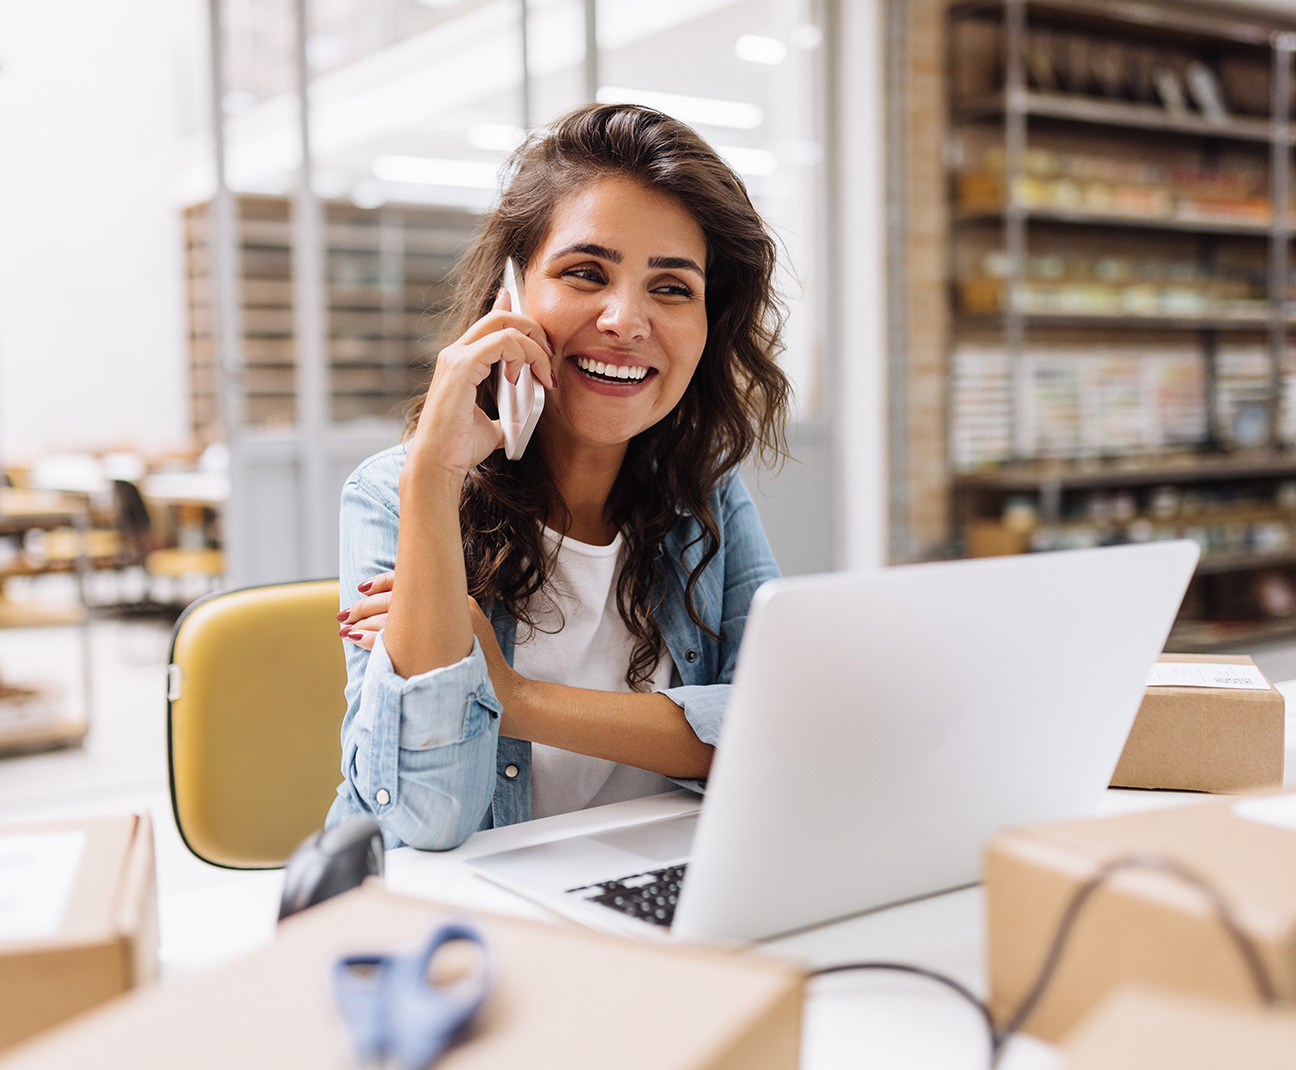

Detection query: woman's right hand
(407, 288), (555, 476)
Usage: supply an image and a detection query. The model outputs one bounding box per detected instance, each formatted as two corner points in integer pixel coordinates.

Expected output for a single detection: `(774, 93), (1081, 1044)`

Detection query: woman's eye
(654, 283), (695, 299)
(562, 266), (605, 284)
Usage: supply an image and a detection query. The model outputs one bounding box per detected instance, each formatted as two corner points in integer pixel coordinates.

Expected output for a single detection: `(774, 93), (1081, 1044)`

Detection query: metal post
(886, 0), (911, 562)
(583, 0), (599, 103)
(1269, 33), (1294, 451)
(292, 0), (331, 577)
(207, 0), (246, 441)
(1004, 0), (1027, 461)
(519, 0), (533, 129)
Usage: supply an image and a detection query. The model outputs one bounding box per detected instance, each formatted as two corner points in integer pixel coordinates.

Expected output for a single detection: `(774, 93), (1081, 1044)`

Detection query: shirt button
(685, 649), (698, 663)
(375, 788), (391, 806)
(505, 764), (519, 779)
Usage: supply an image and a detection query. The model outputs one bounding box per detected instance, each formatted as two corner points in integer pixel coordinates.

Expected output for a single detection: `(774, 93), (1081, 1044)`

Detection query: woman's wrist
(398, 452), (468, 501)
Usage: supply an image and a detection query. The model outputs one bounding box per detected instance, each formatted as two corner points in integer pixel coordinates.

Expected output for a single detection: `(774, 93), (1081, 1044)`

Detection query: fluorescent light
(468, 122), (527, 153)
(596, 86), (763, 130)
(716, 145), (777, 177)
(735, 35), (786, 65)
(371, 154), (500, 188)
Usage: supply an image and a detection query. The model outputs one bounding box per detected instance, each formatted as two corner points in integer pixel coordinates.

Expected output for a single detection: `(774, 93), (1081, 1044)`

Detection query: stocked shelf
(954, 208), (1274, 237)
(1168, 614), (1296, 652)
(945, 0), (1296, 648)
(184, 195), (478, 444)
(955, 450), (1296, 490)
(954, 90), (1276, 143)
(957, 312), (1272, 331)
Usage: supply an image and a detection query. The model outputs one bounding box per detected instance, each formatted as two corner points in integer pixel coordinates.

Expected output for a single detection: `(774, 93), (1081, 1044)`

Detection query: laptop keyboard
(566, 863), (689, 928)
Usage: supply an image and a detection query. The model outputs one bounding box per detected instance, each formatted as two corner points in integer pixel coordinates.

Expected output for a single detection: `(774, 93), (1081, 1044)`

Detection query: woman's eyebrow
(549, 242), (622, 263)
(648, 255), (705, 278)
(547, 244), (704, 279)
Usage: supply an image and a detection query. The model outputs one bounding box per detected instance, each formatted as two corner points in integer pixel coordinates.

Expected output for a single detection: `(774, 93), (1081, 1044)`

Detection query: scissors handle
(333, 921), (492, 1070)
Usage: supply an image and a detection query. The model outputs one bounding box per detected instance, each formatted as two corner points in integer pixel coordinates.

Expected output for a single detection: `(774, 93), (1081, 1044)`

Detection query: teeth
(575, 357), (649, 382)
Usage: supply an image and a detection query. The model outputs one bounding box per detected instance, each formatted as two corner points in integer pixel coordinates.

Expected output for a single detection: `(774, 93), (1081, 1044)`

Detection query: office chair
(167, 579), (346, 868)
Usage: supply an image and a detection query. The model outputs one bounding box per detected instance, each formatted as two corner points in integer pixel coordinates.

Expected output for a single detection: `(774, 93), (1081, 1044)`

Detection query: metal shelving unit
(947, 0), (1296, 647)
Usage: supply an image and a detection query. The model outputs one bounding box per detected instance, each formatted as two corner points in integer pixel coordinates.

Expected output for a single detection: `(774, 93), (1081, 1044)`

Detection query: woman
(328, 103), (791, 849)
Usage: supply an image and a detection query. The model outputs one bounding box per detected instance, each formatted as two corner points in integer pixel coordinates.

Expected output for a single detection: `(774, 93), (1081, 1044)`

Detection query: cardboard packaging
(0, 813), (158, 1053)
(985, 791), (1296, 1044)
(0, 883), (805, 1070)
(1061, 987), (1296, 1069)
(1111, 653), (1285, 793)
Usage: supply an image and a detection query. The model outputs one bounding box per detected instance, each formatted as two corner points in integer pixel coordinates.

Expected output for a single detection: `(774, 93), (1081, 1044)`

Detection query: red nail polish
(358, 580), (372, 592)
(348, 631), (364, 641)
(337, 609), (349, 621)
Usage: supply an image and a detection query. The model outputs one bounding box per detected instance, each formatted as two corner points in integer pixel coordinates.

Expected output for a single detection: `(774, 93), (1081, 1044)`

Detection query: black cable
(994, 852), (1277, 1055)
(809, 960), (998, 1061)
(809, 852), (1277, 1069)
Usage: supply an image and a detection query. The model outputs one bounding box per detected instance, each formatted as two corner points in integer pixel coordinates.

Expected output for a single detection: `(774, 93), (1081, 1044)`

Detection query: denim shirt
(326, 443), (780, 850)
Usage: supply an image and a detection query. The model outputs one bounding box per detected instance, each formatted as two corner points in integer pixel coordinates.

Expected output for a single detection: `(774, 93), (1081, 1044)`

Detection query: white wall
(0, 0), (200, 465)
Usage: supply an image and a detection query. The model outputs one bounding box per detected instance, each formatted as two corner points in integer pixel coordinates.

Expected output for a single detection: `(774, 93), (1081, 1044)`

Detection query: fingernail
(337, 609), (349, 621)
(358, 580), (372, 592)
(348, 631), (364, 641)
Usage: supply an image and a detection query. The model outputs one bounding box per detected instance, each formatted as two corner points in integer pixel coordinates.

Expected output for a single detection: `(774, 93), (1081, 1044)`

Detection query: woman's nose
(596, 287), (650, 341)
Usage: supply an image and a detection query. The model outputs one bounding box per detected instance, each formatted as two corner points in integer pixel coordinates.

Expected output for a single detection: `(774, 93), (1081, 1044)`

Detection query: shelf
(184, 194), (477, 444)
(0, 599), (86, 629)
(1195, 549), (1296, 575)
(0, 717), (87, 757)
(957, 311), (1273, 331)
(955, 91), (1275, 143)
(1166, 614), (1296, 652)
(953, 207), (1273, 236)
(955, 451), (1296, 490)
(949, 0), (1277, 48)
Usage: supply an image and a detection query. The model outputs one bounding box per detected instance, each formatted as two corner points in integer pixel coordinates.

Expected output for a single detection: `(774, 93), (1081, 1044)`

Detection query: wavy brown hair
(409, 103), (791, 689)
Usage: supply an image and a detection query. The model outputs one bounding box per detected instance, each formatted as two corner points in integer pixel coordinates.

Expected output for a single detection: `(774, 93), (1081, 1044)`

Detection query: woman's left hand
(339, 571), (393, 651)
(342, 581), (524, 707)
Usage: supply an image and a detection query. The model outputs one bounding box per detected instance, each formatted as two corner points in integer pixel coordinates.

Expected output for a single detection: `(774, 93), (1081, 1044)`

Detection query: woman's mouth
(573, 355), (654, 384)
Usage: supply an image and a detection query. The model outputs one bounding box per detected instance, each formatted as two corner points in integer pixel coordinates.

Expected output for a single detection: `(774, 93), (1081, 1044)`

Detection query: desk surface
(156, 785), (1235, 1070)
(155, 688), (1296, 1070)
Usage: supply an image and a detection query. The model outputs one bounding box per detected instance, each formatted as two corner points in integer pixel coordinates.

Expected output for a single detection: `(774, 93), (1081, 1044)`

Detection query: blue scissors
(332, 920), (493, 1070)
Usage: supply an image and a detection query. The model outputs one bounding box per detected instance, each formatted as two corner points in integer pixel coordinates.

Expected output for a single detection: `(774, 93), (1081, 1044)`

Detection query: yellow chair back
(167, 579), (346, 868)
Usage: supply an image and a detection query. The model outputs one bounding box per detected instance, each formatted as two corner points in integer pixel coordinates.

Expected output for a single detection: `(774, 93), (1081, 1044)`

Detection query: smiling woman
(328, 103), (792, 850)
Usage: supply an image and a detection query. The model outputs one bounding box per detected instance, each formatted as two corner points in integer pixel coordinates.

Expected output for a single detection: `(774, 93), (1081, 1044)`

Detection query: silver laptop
(470, 540), (1200, 943)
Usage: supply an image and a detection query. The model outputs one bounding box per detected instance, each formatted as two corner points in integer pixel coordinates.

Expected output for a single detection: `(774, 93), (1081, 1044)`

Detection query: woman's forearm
(382, 459), (474, 678)
(506, 683), (714, 780)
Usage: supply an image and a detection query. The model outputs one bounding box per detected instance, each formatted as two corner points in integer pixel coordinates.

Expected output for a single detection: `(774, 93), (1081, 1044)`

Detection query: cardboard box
(1111, 654), (1285, 793)
(1061, 987), (1296, 1069)
(0, 813), (158, 1052)
(0, 883), (805, 1070)
(985, 791), (1296, 1043)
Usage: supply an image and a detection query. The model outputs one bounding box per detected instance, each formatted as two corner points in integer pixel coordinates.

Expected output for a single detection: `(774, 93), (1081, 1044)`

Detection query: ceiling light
(596, 86), (763, 130)
(468, 122), (527, 153)
(734, 35), (786, 66)
(371, 154), (500, 188)
(716, 146), (777, 177)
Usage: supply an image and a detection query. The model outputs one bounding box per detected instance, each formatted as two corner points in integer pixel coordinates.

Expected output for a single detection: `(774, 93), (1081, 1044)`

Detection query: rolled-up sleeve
(328, 452), (502, 850)
(658, 475), (780, 787)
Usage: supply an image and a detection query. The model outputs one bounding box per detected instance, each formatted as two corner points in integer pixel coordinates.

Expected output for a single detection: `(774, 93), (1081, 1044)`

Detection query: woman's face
(523, 174), (709, 456)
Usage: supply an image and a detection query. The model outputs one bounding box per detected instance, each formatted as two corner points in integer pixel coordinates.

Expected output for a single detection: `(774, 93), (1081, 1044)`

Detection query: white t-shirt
(511, 527), (677, 819)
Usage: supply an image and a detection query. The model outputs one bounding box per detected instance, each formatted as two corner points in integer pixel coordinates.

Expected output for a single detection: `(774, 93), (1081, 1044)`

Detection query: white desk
(157, 690), (1296, 1070)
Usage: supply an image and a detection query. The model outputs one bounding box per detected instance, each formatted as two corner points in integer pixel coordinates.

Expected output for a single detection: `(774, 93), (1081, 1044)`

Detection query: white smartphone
(497, 258), (545, 461)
